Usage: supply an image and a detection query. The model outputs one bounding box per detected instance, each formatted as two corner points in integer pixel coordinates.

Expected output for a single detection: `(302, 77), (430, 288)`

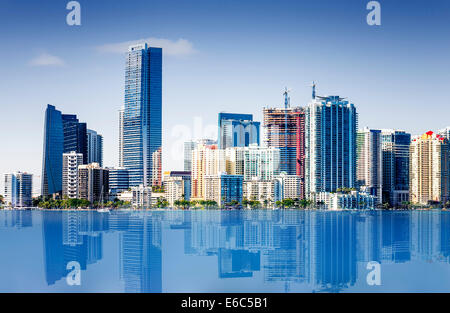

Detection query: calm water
(1, 209), (450, 293)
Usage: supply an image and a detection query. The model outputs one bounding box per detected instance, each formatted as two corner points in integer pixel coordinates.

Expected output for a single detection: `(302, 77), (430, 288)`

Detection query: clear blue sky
(0, 0), (449, 194)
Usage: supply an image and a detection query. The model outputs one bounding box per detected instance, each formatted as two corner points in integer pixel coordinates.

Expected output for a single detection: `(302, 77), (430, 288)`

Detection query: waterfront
(1, 209), (450, 292)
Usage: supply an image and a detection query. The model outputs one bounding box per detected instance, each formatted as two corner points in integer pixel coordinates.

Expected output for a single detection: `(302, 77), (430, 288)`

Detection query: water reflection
(1, 209), (450, 292)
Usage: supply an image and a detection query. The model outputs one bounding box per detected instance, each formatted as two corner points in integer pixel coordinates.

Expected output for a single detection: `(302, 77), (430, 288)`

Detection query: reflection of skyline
(3, 209), (450, 292)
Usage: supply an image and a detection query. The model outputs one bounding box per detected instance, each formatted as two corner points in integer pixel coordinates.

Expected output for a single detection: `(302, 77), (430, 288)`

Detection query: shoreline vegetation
(0, 195), (449, 211)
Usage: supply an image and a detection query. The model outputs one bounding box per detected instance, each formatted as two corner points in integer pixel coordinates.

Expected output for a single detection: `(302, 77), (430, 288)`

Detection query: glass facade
(123, 43), (162, 187)
(41, 105), (64, 196)
(305, 96), (357, 195)
(381, 130), (411, 205)
(62, 114), (87, 164)
(218, 113), (260, 149)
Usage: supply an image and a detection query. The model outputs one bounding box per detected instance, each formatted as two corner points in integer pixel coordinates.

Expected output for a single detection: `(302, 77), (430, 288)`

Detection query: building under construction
(263, 90), (305, 198)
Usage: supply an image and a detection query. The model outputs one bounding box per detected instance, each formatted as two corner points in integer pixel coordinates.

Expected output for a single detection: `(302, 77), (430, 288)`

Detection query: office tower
(42, 104), (89, 196)
(163, 171), (191, 206)
(78, 163), (109, 204)
(62, 151), (83, 199)
(152, 147), (162, 186)
(108, 167), (129, 199)
(273, 173), (302, 201)
(87, 129), (103, 167)
(305, 91), (357, 197)
(410, 131), (449, 205)
(218, 113), (260, 149)
(263, 100), (305, 178)
(42, 104), (64, 196)
(204, 173), (243, 206)
(123, 43), (162, 187)
(62, 114), (87, 164)
(226, 144), (281, 181)
(191, 142), (226, 199)
(4, 172), (33, 207)
(356, 128), (382, 204)
(184, 139), (217, 171)
(381, 129), (411, 206)
(119, 107), (124, 167)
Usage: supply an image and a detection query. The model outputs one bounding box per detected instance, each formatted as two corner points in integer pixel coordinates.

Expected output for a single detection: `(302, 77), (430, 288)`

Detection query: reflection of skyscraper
(42, 211), (103, 285)
(121, 214), (162, 292)
(310, 211), (357, 292)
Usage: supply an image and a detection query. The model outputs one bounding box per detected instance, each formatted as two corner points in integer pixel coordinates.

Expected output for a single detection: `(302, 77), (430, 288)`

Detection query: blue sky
(0, 0), (449, 194)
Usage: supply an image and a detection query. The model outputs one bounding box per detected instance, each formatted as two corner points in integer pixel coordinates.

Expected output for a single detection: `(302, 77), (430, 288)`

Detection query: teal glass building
(123, 43), (162, 187)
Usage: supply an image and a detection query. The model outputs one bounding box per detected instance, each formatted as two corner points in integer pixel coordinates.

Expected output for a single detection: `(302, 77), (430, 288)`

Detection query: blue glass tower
(41, 104), (90, 196)
(62, 114), (87, 164)
(41, 105), (64, 196)
(123, 43), (162, 187)
(218, 113), (260, 149)
(305, 95), (358, 196)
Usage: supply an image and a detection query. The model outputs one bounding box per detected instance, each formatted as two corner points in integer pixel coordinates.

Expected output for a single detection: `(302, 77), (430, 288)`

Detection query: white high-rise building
(305, 94), (357, 197)
(356, 128), (383, 204)
(191, 143), (226, 200)
(163, 171), (191, 206)
(184, 139), (217, 171)
(4, 172), (33, 207)
(63, 151), (83, 199)
(226, 144), (280, 181)
(273, 173), (302, 201)
(410, 131), (449, 205)
(243, 178), (274, 204)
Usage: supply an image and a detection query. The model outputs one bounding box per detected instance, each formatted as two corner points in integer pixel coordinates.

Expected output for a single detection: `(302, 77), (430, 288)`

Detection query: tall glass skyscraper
(305, 94), (357, 196)
(42, 105), (64, 196)
(123, 43), (162, 187)
(381, 129), (411, 206)
(62, 114), (87, 164)
(41, 104), (90, 196)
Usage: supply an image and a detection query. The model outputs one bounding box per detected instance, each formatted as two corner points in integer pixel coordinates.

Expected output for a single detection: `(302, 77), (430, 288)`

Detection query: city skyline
(1, 0), (450, 195)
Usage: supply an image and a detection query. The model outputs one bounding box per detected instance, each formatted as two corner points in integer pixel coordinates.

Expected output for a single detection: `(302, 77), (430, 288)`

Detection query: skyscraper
(263, 96), (305, 177)
(191, 142), (226, 200)
(62, 114), (87, 165)
(381, 129), (411, 206)
(356, 128), (382, 204)
(62, 151), (83, 199)
(42, 104), (89, 196)
(410, 131), (449, 205)
(184, 139), (216, 171)
(123, 43), (162, 187)
(218, 113), (260, 149)
(42, 105), (64, 196)
(305, 93), (357, 197)
(118, 107), (124, 167)
(87, 129), (103, 167)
